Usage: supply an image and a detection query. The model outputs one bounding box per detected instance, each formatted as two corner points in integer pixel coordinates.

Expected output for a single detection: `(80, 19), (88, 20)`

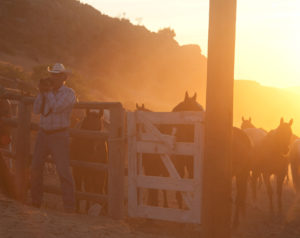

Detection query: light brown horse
(252, 118), (293, 214)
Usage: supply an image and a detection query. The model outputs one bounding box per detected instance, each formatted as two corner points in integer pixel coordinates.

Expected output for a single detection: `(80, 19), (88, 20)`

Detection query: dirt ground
(1, 177), (300, 238)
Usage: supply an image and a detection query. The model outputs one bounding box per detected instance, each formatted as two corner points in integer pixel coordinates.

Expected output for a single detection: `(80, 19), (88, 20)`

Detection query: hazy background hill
(1, 0), (300, 136)
(0, 0), (207, 109)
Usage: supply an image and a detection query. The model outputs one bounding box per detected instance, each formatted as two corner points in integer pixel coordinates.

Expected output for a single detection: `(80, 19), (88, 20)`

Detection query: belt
(41, 127), (68, 134)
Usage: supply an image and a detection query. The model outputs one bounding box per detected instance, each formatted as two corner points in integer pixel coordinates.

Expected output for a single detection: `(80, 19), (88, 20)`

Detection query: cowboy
(31, 63), (76, 213)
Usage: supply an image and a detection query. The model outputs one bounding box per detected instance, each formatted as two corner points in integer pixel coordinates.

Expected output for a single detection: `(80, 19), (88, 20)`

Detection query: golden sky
(80, 0), (300, 88)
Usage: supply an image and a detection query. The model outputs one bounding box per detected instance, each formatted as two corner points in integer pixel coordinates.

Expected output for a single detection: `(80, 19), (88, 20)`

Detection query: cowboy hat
(47, 63), (71, 74)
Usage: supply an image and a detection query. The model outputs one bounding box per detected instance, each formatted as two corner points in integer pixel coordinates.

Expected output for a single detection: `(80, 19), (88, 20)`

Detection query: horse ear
(192, 92), (197, 100)
(185, 91), (189, 100)
(289, 119), (293, 126)
(280, 117), (284, 125)
(242, 116), (245, 122)
(136, 103), (139, 109)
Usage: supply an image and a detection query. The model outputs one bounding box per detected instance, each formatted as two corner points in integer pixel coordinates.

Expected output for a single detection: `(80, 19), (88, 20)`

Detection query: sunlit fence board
(127, 111), (204, 224)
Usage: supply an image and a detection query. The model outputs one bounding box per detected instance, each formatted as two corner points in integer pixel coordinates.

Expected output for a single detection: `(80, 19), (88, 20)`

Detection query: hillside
(2, 0), (300, 135)
(0, 0), (207, 109)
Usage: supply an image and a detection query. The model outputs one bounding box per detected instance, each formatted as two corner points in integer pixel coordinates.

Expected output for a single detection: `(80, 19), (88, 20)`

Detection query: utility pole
(202, 0), (237, 238)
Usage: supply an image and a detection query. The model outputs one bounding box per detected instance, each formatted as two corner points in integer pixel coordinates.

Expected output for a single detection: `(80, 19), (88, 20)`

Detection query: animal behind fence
(251, 118), (293, 214)
(173, 92), (251, 227)
(70, 109), (108, 213)
(135, 103), (169, 207)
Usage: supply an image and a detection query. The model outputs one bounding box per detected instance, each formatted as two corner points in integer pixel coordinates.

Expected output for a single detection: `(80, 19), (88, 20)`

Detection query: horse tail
(290, 140), (300, 194)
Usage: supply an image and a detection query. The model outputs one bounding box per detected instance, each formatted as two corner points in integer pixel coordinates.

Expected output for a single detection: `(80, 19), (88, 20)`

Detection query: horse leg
(276, 174), (284, 215)
(233, 173), (248, 228)
(84, 174), (93, 213)
(175, 162), (185, 209)
(251, 170), (259, 207)
(73, 168), (83, 212)
(162, 190), (168, 208)
(262, 173), (274, 214)
(147, 189), (159, 206)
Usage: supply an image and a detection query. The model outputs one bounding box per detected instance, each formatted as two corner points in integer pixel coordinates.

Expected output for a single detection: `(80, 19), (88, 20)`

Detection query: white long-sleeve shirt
(33, 85), (76, 131)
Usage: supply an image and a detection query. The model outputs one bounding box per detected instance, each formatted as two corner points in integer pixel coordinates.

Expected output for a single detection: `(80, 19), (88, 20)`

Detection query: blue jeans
(31, 130), (75, 211)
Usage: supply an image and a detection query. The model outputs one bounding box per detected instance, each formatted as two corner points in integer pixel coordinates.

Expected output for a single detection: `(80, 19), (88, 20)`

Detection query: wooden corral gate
(0, 89), (125, 219)
(127, 111), (205, 224)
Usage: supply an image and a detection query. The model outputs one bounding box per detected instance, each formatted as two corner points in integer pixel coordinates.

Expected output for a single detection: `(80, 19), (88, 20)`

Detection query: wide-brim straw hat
(47, 63), (71, 74)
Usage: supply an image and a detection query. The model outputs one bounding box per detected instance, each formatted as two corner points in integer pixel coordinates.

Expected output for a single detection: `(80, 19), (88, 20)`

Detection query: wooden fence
(0, 91), (126, 219)
(127, 110), (205, 224)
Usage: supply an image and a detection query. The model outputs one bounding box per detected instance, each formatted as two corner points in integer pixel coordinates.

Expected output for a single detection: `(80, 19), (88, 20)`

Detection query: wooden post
(202, 0), (237, 238)
(15, 100), (31, 202)
(108, 105), (125, 219)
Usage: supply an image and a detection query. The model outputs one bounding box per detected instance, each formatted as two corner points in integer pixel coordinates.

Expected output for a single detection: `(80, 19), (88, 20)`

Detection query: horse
(0, 99), (17, 199)
(172, 92), (252, 227)
(241, 117), (255, 130)
(241, 117), (267, 200)
(170, 92), (204, 209)
(289, 138), (300, 194)
(251, 118), (293, 214)
(135, 103), (169, 207)
(70, 109), (108, 213)
(231, 127), (253, 227)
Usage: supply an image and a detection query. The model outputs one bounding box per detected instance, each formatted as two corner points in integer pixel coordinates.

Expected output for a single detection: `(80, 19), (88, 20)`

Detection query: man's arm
(45, 89), (76, 113)
(33, 94), (44, 114)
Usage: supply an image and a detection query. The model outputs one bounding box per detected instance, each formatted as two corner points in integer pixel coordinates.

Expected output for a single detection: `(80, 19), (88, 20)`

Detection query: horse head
(241, 116), (255, 129)
(272, 118), (293, 155)
(81, 109), (104, 131)
(135, 103), (151, 112)
(172, 91), (204, 112)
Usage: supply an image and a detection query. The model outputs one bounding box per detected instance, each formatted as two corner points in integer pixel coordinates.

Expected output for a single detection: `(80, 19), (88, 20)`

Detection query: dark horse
(241, 117), (255, 130)
(0, 99), (17, 199)
(171, 92), (204, 209)
(135, 103), (169, 207)
(173, 92), (252, 227)
(251, 118), (293, 214)
(70, 109), (108, 212)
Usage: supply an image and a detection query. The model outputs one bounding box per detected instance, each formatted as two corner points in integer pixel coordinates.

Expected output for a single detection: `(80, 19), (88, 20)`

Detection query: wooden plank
(136, 141), (196, 156)
(0, 118), (109, 139)
(137, 153), (143, 206)
(69, 160), (108, 171)
(127, 112), (138, 216)
(108, 106), (125, 219)
(0, 91), (122, 109)
(15, 101), (31, 202)
(160, 154), (193, 209)
(136, 111), (205, 125)
(192, 122), (204, 223)
(136, 205), (199, 224)
(43, 185), (108, 203)
(70, 129), (108, 140)
(0, 149), (109, 172)
(136, 175), (197, 191)
(137, 113), (174, 151)
(74, 102), (122, 109)
(139, 132), (174, 145)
